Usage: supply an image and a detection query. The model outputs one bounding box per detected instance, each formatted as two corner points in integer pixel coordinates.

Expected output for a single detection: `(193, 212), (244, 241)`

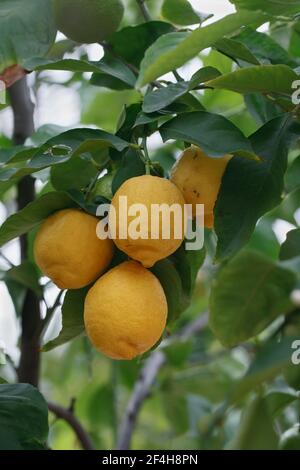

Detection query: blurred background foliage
(1, 0), (300, 451)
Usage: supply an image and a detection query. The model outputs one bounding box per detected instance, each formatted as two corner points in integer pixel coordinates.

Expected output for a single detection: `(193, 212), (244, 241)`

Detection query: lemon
(109, 175), (186, 268)
(84, 261), (167, 360)
(34, 208), (114, 289)
(171, 146), (232, 229)
(53, 0), (124, 44)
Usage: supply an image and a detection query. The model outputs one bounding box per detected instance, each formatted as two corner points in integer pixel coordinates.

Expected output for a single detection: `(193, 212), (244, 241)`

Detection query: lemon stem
(142, 136), (151, 175)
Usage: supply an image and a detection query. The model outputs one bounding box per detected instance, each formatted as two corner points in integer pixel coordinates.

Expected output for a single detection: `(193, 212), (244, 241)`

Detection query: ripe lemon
(34, 208), (114, 289)
(171, 146), (232, 229)
(84, 261), (167, 360)
(109, 175), (186, 268)
(53, 0), (124, 44)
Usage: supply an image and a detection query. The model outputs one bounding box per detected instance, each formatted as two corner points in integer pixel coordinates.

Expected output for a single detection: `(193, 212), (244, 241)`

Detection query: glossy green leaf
(0, 192), (75, 247)
(207, 65), (297, 95)
(137, 10), (267, 86)
(112, 149), (145, 194)
(189, 66), (222, 88)
(43, 287), (89, 351)
(214, 37), (260, 65)
(143, 82), (190, 113)
(27, 128), (128, 171)
(2, 261), (42, 298)
(160, 111), (255, 157)
(209, 250), (296, 347)
(236, 27), (298, 67)
(161, 0), (208, 26)
(50, 157), (98, 191)
(229, 0), (300, 15)
(0, 0), (56, 72)
(151, 258), (188, 324)
(280, 229), (300, 260)
(0, 384), (48, 450)
(286, 155), (300, 193)
(215, 115), (300, 260)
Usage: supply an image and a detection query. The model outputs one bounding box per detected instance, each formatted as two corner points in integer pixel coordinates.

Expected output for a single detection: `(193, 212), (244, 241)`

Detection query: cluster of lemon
(34, 147), (230, 359)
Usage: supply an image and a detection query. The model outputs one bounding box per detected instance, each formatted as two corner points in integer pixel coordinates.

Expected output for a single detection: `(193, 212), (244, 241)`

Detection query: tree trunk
(9, 78), (41, 387)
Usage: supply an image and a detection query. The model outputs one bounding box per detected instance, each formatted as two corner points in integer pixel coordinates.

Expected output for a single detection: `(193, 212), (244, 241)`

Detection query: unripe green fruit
(53, 0), (124, 44)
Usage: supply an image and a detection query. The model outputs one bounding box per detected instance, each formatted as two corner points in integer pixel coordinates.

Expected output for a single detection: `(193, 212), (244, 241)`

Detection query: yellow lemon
(53, 0), (124, 44)
(171, 146), (232, 228)
(34, 208), (114, 289)
(109, 175), (186, 268)
(84, 261), (167, 360)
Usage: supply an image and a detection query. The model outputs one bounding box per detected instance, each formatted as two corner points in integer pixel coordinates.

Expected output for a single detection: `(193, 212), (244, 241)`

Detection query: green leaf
(137, 10), (268, 86)
(244, 93), (282, 125)
(229, 0), (300, 16)
(229, 395), (278, 450)
(0, 0), (56, 72)
(0, 384), (48, 450)
(151, 259), (188, 324)
(25, 57), (135, 88)
(232, 336), (299, 402)
(286, 155), (300, 193)
(43, 288), (88, 351)
(189, 66), (222, 88)
(161, 0), (208, 26)
(209, 250), (296, 347)
(173, 245), (206, 298)
(215, 115), (300, 260)
(0, 191), (75, 247)
(235, 27), (298, 67)
(160, 111), (256, 158)
(112, 149), (145, 194)
(280, 229), (300, 261)
(207, 65), (298, 95)
(2, 261), (42, 298)
(50, 157), (98, 191)
(214, 37), (260, 65)
(143, 82), (190, 114)
(4, 280), (26, 317)
(28, 128), (128, 170)
(108, 21), (175, 68)
(265, 391), (298, 417)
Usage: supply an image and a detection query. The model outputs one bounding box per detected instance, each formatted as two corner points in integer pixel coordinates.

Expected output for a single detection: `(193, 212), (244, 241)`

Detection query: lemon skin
(109, 175), (186, 268)
(84, 261), (168, 360)
(34, 208), (114, 289)
(171, 146), (232, 229)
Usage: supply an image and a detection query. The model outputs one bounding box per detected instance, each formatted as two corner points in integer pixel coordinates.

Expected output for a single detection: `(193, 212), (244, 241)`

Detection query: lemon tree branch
(48, 401), (95, 450)
(117, 312), (209, 450)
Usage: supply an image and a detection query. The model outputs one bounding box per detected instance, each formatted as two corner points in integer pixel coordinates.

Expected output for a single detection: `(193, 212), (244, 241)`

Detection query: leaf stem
(142, 136), (151, 174)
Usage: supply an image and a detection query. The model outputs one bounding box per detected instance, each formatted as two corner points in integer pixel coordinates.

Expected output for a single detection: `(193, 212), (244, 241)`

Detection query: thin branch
(136, 0), (152, 22)
(39, 289), (65, 336)
(117, 312), (209, 450)
(48, 401), (95, 450)
(0, 251), (15, 268)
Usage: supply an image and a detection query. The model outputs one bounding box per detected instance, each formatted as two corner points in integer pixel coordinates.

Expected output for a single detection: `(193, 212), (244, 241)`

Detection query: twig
(40, 289), (65, 336)
(0, 251), (15, 268)
(136, 0), (152, 22)
(117, 312), (209, 450)
(48, 401), (95, 450)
